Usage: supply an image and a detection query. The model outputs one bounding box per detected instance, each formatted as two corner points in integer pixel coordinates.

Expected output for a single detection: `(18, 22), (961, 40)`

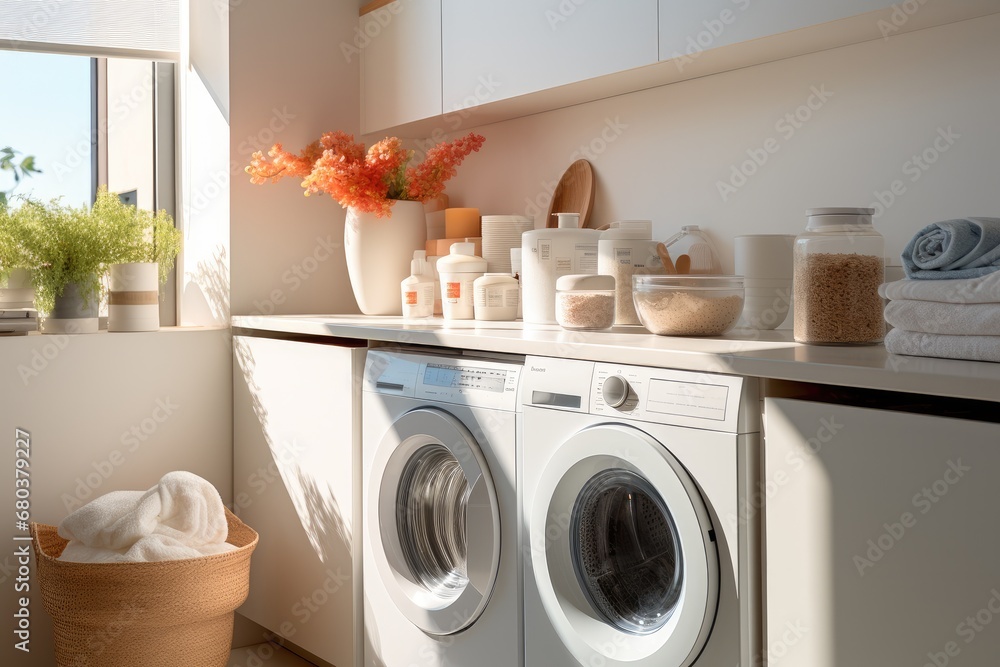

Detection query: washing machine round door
(530, 423), (719, 667)
(369, 407), (501, 636)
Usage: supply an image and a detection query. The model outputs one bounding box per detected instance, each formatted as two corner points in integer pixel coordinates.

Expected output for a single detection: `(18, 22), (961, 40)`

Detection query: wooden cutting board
(545, 159), (595, 228)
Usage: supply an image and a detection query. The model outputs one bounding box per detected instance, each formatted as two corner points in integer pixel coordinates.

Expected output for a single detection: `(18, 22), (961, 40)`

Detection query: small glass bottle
(793, 208), (884, 345)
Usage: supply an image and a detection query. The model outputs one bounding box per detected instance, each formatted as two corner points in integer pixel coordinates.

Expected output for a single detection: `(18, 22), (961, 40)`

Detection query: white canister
(473, 273), (519, 321)
(598, 220), (661, 326)
(108, 262), (160, 332)
(437, 242), (487, 320)
(521, 212), (600, 324)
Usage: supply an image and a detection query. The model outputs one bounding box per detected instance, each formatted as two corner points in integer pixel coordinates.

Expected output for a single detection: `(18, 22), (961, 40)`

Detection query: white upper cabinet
(658, 0), (896, 62)
(441, 0), (658, 113)
(361, 0), (442, 134)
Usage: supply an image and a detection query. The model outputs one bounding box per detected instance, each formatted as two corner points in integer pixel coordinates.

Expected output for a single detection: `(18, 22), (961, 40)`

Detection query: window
(1, 49), (178, 324)
(0, 50), (93, 207)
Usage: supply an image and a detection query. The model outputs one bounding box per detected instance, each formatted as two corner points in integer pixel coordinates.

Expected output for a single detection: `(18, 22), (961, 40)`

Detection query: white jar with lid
(598, 220), (662, 326)
(522, 212), (600, 324)
(555, 274), (615, 331)
(437, 242), (487, 320)
(473, 273), (519, 321)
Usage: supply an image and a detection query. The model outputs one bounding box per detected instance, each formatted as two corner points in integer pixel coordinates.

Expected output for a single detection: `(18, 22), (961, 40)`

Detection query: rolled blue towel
(902, 217), (1000, 280)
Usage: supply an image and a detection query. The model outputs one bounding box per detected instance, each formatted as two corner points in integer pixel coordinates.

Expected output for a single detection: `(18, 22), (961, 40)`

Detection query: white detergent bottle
(400, 251), (435, 319)
(437, 242), (487, 320)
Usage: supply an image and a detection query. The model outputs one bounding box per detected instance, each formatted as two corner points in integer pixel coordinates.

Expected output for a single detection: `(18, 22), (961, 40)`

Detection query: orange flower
(245, 131), (485, 218)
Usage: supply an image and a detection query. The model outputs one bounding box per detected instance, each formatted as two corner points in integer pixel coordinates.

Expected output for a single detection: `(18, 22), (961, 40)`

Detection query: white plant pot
(345, 200), (427, 315)
(41, 281), (99, 334)
(0, 268), (35, 309)
(108, 262), (160, 332)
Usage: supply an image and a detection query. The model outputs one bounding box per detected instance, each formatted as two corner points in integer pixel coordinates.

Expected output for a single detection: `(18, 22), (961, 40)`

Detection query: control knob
(601, 375), (632, 409)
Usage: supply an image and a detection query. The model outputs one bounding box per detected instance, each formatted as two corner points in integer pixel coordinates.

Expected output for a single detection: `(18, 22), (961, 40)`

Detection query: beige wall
(229, 0), (362, 318)
(443, 14), (1000, 271)
(0, 329), (233, 666)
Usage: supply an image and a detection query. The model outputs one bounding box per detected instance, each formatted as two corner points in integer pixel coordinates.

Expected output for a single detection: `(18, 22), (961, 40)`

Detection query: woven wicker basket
(31, 507), (258, 667)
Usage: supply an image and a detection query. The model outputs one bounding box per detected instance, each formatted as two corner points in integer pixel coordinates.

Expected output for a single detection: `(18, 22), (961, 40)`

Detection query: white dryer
(362, 349), (522, 667)
(521, 356), (761, 667)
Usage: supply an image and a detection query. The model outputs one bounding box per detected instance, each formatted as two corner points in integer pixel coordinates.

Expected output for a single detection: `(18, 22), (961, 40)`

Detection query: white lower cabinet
(233, 335), (366, 666)
(764, 398), (1000, 667)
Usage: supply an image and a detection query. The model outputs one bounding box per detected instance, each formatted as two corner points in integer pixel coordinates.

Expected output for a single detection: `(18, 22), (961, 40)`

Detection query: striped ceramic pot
(108, 262), (160, 332)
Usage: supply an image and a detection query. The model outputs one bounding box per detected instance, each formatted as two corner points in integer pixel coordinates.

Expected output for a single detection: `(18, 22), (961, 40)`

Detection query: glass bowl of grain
(632, 276), (744, 336)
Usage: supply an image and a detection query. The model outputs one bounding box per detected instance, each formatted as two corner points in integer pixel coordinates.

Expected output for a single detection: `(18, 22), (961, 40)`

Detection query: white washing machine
(521, 356), (761, 667)
(362, 349), (522, 667)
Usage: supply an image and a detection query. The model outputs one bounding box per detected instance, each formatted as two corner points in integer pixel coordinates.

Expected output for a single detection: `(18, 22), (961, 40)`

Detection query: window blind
(0, 0), (180, 60)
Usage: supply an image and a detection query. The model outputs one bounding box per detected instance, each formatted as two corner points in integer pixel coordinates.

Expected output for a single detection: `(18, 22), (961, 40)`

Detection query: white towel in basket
(58, 471), (236, 563)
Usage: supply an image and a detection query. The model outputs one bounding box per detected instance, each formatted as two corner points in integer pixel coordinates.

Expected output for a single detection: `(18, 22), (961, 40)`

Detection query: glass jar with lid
(793, 208), (885, 345)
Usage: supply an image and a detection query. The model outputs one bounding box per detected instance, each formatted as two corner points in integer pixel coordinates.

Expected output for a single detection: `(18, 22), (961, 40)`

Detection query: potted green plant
(0, 195), (114, 334)
(0, 207), (33, 311)
(98, 189), (181, 332)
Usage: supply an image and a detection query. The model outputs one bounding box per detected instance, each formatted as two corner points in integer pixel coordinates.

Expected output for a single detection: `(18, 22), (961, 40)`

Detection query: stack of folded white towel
(881, 217), (1000, 362)
(58, 470), (236, 563)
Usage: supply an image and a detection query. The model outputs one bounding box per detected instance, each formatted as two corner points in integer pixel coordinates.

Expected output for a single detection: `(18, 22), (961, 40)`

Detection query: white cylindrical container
(734, 234), (796, 330)
(473, 273), (519, 321)
(482, 214), (534, 274)
(108, 262), (160, 332)
(522, 212), (600, 324)
(598, 220), (662, 326)
(437, 242), (487, 320)
(401, 251), (435, 319)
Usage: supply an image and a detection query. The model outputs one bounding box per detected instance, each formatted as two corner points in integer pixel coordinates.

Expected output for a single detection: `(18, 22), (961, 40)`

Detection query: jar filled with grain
(793, 208), (885, 345)
(555, 274), (615, 331)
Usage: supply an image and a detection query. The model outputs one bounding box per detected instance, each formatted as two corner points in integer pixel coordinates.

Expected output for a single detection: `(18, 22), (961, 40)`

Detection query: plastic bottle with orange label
(436, 242), (487, 320)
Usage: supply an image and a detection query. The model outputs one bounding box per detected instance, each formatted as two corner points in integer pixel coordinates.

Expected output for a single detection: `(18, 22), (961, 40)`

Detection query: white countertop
(231, 315), (1000, 403)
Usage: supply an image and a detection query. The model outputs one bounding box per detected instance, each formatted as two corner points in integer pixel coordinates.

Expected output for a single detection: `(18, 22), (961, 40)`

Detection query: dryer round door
(529, 423), (719, 667)
(369, 407), (502, 636)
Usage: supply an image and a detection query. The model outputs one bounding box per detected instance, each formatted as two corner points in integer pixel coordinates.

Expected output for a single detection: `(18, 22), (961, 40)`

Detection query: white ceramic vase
(0, 268), (34, 309)
(345, 200), (427, 316)
(108, 262), (160, 332)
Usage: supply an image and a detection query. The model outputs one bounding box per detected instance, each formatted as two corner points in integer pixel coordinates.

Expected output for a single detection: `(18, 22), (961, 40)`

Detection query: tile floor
(227, 643), (317, 667)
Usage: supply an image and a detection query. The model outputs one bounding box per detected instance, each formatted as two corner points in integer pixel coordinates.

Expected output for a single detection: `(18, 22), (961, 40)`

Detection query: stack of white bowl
(734, 234), (795, 330)
(482, 215), (534, 274)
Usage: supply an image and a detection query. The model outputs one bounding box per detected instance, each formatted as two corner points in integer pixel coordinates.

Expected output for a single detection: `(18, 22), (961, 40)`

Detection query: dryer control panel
(365, 350), (522, 412)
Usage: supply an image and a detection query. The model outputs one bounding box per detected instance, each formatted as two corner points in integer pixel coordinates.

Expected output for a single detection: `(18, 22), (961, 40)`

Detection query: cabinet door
(361, 0), (442, 133)
(233, 336), (366, 666)
(658, 0), (896, 62)
(764, 398), (1000, 667)
(442, 0), (658, 112)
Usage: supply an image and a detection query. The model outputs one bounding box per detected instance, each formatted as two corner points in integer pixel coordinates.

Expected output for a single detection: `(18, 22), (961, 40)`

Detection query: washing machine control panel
(592, 363), (744, 432)
(365, 350), (521, 411)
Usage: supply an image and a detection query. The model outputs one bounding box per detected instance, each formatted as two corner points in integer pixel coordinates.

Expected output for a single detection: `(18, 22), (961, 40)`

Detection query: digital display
(423, 363), (507, 393)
